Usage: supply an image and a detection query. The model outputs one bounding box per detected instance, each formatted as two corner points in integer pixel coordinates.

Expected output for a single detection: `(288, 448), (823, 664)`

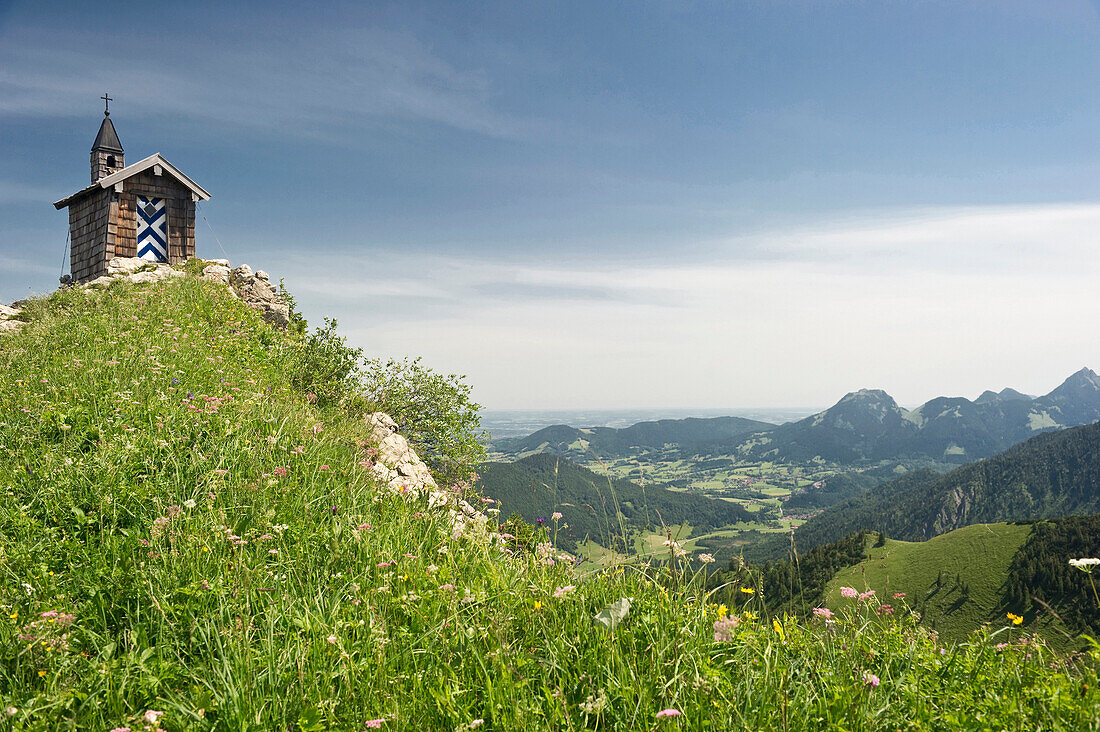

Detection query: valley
(482, 367), (1100, 568)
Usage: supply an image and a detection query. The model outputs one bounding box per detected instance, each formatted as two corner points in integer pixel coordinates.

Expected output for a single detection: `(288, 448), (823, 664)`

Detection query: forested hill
(477, 453), (753, 551)
(787, 419), (1100, 552)
(491, 415), (775, 460)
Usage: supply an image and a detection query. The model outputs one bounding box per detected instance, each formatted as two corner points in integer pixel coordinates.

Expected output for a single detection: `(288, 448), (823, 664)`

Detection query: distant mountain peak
(837, 388), (895, 404)
(1046, 367), (1100, 399)
(1068, 367), (1100, 387)
(975, 387), (1032, 404)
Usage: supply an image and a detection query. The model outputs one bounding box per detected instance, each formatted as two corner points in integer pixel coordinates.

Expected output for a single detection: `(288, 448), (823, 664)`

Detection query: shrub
(287, 318), (366, 411)
(363, 356), (487, 486)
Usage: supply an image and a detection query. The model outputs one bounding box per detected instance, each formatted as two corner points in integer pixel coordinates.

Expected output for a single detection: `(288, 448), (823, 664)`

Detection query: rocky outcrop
(197, 260), (289, 329)
(365, 412), (490, 540)
(0, 303), (23, 334)
(227, 264), (290, 329)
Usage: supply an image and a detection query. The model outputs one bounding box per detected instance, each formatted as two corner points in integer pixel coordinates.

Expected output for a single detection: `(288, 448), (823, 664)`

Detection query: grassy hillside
(1, 273), (1099, 730)
(824, 524), (1034, 643)
(477, 454), (752, 552)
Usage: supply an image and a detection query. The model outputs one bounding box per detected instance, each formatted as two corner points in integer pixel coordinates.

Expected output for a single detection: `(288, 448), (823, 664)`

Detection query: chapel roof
(54, 153), (212, 209)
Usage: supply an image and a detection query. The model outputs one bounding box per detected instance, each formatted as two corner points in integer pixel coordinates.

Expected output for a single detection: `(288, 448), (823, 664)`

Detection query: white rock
(0, 304), (19, 320)
(127, 270), (169, 285)
(232, 264), (254, 281)
(84, 276), (116, 288)
(201, 264), (231, 284)
(206, 258), (231, 267)
(105, 257), (148, 276)
(255, 270), (270, 281)
(0, 320), (24, 334)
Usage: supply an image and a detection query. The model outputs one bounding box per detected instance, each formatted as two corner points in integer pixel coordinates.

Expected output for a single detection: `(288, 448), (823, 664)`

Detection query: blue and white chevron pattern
(136, 196), (168, 262)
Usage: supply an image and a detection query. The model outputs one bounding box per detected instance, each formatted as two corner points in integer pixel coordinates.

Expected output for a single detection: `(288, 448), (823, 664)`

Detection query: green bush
(287, 318), (366, 412)
(363, 356), (487, 486)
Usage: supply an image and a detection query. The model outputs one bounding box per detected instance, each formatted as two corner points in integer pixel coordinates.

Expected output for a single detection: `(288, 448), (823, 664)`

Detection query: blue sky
(3, 0), (1100, 409)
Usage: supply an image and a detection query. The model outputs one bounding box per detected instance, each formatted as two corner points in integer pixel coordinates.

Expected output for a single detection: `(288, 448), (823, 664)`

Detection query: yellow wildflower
(533, 601), (543, 611)
(772, 618), (784, 639)
(717, 604), (728, 618)
(740, 587), (755, 595)
(1007, 612), (1023, 626)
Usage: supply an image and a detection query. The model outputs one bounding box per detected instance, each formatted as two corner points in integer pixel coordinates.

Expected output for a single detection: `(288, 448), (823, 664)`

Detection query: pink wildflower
(552, 585), (576, 598)
(862, 672), (880, 688)
(892, 592), (906, 599)
(713, 616), (741, 642)
(364, 720), (385, 728)
(273, 466), (289, 478)
(812, 607), (835, 619)
(840, 587), (858, 599)
(877, 604), (894, 615)
(858, 590), (876, 602)
(551, 511), (563, 521)
(656, 709), (682, 718)
(143, 710), (165, 725)
(358, 523), (374, 531)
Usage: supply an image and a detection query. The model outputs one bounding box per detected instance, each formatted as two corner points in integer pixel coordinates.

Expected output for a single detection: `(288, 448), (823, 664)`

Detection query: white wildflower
(1069, 557), (1100, 573)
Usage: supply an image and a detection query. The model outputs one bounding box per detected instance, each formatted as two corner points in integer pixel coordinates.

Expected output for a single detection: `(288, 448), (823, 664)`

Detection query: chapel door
(136, 196), (169, 262)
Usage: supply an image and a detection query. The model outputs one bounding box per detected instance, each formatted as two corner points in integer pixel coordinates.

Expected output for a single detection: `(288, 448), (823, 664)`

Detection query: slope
(823, 523), (1034, 643)
(790, 420), (1100, 551)
(477, 453), (753, 552)
(1, 269), (1098, 729)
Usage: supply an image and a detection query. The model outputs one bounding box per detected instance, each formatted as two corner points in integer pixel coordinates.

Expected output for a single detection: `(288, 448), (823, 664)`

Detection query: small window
(106, 155), (116, 167)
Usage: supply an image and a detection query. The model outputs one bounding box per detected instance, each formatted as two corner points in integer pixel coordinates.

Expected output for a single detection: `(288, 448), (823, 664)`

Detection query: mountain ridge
(494, 368), (1100, 468)
(737, 367), (1100, 464)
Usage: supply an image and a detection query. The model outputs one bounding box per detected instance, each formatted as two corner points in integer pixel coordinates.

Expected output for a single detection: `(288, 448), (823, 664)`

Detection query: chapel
(53, 96), (211, 282)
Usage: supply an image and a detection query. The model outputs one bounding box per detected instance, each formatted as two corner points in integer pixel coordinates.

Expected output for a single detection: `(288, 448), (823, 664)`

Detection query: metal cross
(101, 92), (112, 116)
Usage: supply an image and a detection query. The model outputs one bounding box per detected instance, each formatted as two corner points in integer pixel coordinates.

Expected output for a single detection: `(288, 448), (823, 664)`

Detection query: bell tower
(90, 93), (124, 182)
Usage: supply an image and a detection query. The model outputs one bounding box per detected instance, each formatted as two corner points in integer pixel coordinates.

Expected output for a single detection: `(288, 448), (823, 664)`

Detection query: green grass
(824, 524), (1035, 643)
(1, 277), (1099, 730)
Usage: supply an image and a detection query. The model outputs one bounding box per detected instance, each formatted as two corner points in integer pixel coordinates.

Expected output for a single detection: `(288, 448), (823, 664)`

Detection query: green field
(824, 523), (1036, 643)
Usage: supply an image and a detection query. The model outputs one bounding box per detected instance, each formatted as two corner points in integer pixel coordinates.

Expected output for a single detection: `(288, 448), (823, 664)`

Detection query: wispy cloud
(0, 22), (532, 140)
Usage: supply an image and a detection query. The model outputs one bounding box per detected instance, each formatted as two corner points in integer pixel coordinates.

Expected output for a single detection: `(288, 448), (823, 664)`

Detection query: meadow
(1, 274), (1098, 730)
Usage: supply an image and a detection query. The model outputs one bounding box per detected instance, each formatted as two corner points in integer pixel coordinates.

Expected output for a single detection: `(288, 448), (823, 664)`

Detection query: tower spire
(91, 95), (124, 182)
